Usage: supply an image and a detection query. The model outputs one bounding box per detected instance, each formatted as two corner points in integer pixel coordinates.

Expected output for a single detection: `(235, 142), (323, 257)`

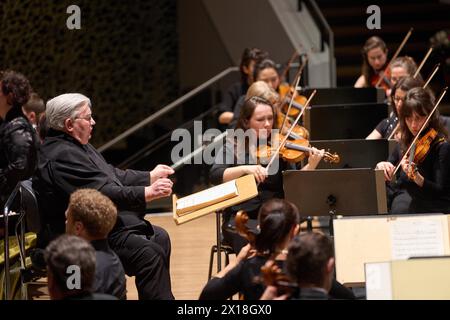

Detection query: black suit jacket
(33, 129), (150, 247)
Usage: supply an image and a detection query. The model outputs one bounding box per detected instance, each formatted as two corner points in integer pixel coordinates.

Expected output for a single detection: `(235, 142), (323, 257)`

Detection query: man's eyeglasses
(75, 114), (94, 121)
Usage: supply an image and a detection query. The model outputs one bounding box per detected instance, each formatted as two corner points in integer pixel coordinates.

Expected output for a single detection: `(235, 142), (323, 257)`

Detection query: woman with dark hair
(253, 59), (281, 92)
(218, 47), (269, 126)
(355, 36), (389, 90)
(0, 70), (38, 208)
(367, 76), (424, 140)
(210, 96), (323, 253)
(376, 87), (450, 213)
(199, 199), (354, 300)
(199, 198), (301, 300)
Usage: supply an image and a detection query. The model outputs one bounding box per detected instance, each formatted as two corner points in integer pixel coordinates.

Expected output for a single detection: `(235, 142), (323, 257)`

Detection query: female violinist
(199, 199), (300, 300)
(217, 47), (269, 127)
(354, 36), (390, 90)
(367, 76), (423, 140)
(231, 80), (279, 127)
(376, 87), (450, 213)
(210, 96), (324, 253)
(199, 199), (354, 300)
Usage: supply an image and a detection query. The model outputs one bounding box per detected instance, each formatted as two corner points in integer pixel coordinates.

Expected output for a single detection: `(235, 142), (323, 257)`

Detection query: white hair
(46, 93), (91, 130)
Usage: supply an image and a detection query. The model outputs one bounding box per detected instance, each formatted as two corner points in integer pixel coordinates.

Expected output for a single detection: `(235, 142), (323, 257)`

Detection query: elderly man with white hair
(33, 93), (175, 300)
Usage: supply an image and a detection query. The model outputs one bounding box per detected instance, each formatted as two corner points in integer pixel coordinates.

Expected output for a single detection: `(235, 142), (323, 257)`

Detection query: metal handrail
(98, 66), (239, 153)
(117, 105), (220, 169)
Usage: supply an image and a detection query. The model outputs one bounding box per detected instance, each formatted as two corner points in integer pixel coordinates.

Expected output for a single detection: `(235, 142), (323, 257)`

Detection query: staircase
(315, 0), (450, 88)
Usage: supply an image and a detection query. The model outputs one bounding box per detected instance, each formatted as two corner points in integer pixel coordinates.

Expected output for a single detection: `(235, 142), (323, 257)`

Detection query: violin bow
(279, 55), (309, 134)
(375, 27), (414, 88)
(280, 50), (300, 83)
(266, 90), (317, 171)
(387, 63), (440, 140)
(413, 47), (433, 79)
(392, 87), (447, 176)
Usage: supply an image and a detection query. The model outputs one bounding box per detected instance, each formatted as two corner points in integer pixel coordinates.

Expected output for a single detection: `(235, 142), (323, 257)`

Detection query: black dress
(388, 133), (450, 213)
(210, 139), (295, 252)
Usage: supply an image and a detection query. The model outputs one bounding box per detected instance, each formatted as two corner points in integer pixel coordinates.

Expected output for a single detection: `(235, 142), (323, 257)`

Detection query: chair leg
(208, 245), (217, 280)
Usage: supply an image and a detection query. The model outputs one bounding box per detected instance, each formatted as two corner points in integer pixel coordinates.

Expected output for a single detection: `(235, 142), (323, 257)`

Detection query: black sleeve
(111, 166), (150, 186)
(88, 145), (150, 186)
(387, 143), (401, 164)
(375, 118), (389, 137)
(209, 141), (236, 185)
(0, 121), (37, 195)
(422, 142), (450, 195)
(49, 149), (146, 211)
(198, 262), (244, 300)
(219, 83), (241, 114)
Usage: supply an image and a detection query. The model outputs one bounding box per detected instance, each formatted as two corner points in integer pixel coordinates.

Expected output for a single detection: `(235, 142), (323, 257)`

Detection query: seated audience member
(33, 93), (174, 299)
(0, 70), (38, 210)
(66, 188), (127, 299)
(22, 92), (45, 131)
(45, 234), (117, 300)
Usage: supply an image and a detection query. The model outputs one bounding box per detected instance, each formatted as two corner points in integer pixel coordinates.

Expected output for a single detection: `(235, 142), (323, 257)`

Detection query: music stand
(283, 169), (387, 235)
(303, 103), (388, 140)
(310, 139), (390, 170)
(172, 174), (258, 273)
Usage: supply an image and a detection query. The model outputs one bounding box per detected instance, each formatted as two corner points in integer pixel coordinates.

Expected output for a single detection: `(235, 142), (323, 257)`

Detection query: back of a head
(255, 198), (300, 255)
(67, 189), (117, 239)
(45, 234), (96, 299)
(286, 232), (333, 287)
(245, 81), (279, 105)
(46, 93), (91, 131)
(0, 69), (31, 109)
(23, 92), (45, 116)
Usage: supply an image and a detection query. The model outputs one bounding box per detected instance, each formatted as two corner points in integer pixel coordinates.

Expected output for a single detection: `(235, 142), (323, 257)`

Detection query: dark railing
(299, 0), (336, 86)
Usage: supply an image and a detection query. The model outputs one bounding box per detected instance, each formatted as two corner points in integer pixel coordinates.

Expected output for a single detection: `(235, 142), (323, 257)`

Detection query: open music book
(176, 180), (238, 215)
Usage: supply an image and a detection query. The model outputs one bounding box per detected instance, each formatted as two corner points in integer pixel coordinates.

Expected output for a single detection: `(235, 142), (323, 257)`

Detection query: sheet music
(390, 219), (445, 260)
(176, 180), (238, 214)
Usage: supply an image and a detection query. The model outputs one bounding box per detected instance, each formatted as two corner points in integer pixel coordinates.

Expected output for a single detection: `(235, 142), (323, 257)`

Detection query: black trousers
(109, 213), (173, 300)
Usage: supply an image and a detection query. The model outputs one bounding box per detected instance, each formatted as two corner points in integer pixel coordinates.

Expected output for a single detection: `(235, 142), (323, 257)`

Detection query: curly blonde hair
(68, 189), (117, 238)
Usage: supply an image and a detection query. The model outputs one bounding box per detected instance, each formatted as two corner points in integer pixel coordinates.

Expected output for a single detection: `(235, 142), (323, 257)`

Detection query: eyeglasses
(393, 96), (405, 103)
(75, 114), (94, 121)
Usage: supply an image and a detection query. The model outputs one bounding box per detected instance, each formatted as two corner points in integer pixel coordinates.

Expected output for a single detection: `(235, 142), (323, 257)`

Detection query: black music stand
(304, 102), (388, 140)
(283, 169), (387, 235)
(310, 139), (390, 170)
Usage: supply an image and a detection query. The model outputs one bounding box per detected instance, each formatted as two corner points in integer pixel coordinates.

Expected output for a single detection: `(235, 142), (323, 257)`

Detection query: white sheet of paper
(390, 219), (445, 260)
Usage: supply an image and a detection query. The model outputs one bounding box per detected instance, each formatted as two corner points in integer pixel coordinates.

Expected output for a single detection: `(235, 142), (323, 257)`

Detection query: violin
(275, 111), (309, 139)
(392, 87), (447, 178)
(374, 28), (413, 90)
(259, 260), (297, 296)
(371, 68), (392, 91)
(278, 83), (308, 118)
(406, 128), (439, 180)
(256, 134), (340, 165)
(235, 210), (258, 246)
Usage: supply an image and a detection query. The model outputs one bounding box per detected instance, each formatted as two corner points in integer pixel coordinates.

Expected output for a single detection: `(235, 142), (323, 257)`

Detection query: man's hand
(150, 164), (174, 184)
(145, 178), (173, 202)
